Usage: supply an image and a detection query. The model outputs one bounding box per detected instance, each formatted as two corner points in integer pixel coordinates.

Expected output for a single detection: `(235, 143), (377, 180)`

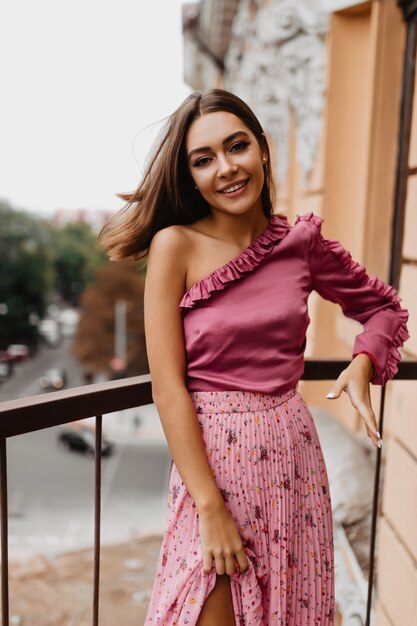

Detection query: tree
(72, 261), (149, 377)
(0, 202), (54, 348)
(52, 222), (106, 306)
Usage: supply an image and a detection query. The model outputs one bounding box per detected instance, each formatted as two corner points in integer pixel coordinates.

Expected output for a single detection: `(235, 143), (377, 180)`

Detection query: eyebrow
(187, 130), (250, 161)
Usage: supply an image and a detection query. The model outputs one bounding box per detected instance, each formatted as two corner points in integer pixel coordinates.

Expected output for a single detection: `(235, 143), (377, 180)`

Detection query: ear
(259, 132), (269, 162)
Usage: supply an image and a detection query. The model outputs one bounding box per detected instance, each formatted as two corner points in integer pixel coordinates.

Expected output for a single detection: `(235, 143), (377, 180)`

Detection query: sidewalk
(10, 534), (163, 626)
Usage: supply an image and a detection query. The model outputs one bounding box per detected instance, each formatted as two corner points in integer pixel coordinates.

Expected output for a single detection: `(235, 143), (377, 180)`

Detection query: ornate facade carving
(224, 0), (329, 188)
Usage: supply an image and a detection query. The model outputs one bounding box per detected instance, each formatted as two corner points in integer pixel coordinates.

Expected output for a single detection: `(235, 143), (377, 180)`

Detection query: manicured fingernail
(377, 431), (381, 438)
(326, 392), (336, 398)
(378, 439), (383, 448)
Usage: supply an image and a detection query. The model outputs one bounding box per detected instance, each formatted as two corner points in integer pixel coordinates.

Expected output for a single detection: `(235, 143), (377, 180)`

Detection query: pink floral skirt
(144, 386), (335, 625)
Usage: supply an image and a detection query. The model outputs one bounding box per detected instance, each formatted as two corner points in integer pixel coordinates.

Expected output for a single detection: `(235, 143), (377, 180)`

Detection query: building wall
(281, 4), (417, 623)
(376, 3), (417, 624)
(312, 7), (417, 623)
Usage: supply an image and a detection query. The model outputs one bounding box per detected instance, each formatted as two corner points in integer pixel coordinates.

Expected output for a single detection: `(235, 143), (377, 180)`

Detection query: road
(0, 337), (85, 404)
(0, 338), (171, 560)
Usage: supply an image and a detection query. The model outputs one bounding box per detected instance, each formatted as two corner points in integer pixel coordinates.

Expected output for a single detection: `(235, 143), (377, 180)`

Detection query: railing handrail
(1, 359), (416, 438)
(0, 373), (153, 438)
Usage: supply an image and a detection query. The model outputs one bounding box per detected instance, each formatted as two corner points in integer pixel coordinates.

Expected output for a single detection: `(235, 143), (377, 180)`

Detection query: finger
(326, 379), (347, 399)
(343, 384), (383, 449)
(224, 554), (235, 576)
(366, 425), (381, 447)
(346, 388), (383, 448)
(203, 552), (213, 574)
(214, 554), (225, 576)
(235, 549), (249, 573)
(357, 402), (378, 435)
(356, 403), (381, 446)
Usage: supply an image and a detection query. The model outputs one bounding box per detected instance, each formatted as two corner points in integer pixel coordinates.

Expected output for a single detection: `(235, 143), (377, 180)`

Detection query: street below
(0, 337), (171, 624)
(1, 338), (170, 560)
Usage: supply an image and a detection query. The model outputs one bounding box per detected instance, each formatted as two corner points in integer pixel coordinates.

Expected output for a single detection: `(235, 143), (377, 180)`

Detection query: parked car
(58, 426), (114, 457)
(0, 351), (13, 382)
(39, 367), (67, 390)
(6, 344), (30, 362)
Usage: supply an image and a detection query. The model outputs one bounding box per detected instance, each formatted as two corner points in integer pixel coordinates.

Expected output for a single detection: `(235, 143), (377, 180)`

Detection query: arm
(299, 212), (410, 446)
(302, 213), (409, 385)
(144, 226), (248, 575)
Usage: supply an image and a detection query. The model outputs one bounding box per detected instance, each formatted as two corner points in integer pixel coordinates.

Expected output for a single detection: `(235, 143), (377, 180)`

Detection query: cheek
(254, 163), (265, 186)
(193, 170), (213, 193)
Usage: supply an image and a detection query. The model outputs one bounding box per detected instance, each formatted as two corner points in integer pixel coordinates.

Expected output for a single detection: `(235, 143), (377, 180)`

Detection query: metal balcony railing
(0, 359), (416, 625)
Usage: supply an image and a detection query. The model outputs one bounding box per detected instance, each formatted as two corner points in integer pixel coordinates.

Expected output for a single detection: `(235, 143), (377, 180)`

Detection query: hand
(326, 353), (383, 449)
(198, 501), (249, 576)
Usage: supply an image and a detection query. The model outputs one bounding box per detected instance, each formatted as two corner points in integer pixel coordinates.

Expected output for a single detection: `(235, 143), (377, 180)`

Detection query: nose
(216, 153), (238, 177)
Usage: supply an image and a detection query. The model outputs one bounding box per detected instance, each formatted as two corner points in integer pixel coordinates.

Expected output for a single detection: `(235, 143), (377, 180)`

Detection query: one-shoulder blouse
(179, 211), (410, 395)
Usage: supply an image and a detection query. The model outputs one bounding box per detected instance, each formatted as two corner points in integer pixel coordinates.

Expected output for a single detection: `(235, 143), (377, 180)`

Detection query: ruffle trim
(179, 215), (291, 311)
(295, 211), (410, 386)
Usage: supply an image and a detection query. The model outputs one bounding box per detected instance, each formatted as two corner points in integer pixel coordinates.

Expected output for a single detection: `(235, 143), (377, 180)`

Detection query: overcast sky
(0, 1), (191, 216)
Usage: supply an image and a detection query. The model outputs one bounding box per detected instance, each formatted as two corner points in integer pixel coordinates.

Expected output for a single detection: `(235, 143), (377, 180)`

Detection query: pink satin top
(179, 211), (410, 395)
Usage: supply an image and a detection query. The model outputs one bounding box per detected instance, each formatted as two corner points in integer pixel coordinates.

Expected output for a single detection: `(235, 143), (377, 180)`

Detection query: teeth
(222, 180), (247, 194)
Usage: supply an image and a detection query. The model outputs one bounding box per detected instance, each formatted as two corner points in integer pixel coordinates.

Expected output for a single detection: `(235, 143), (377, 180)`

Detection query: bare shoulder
(148, 223), (189, 256)
(147, 220), (214, 295)
(145, 226), (188, 299)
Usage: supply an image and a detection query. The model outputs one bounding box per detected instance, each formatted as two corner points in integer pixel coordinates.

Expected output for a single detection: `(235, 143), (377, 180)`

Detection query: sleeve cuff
(352, 350), (379, 371)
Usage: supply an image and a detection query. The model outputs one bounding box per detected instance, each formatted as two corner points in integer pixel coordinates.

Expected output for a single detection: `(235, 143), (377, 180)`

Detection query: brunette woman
(99, 89), (409, 625)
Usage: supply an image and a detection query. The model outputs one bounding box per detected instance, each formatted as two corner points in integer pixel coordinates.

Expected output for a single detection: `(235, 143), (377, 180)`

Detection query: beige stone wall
(271, 1), (416, 622)
(375, 3), (417, 622)
(289, 2), (416, 625)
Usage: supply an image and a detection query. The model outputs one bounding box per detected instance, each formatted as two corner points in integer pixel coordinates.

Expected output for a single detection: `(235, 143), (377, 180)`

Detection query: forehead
(185, 111), (254, 150)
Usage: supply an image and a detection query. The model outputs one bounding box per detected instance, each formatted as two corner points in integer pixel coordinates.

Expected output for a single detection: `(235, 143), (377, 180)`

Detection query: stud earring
(194, 184), (198, 190)
(262, 155), (267, 162)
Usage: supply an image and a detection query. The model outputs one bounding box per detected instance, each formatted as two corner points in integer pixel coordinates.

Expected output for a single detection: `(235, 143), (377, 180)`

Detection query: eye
(193, 156), (211, 168)
(230, 140), (249, 152)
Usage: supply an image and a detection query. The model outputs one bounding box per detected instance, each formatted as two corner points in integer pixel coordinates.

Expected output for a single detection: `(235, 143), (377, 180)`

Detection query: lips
(218, 178), (249, 194)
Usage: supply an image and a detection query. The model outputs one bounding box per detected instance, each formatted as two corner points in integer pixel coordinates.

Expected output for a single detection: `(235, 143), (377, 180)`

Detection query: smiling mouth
(218, 178), (250, 194)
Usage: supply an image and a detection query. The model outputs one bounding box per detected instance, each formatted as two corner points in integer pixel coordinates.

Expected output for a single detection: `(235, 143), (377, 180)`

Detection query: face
(185, 111), (267, 218)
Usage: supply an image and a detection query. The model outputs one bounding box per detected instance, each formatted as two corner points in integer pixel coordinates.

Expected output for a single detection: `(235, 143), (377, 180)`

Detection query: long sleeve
(298, 212), (410, 386)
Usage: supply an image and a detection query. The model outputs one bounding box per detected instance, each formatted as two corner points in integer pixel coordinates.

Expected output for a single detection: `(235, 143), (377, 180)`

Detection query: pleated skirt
(144, 386), (335, 625)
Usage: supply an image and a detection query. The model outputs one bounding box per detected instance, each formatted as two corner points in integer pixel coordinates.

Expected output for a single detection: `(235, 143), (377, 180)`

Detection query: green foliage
(52, 222), (106, 305)
(0, 201), (54, 347)
(0, 201), (107, 348)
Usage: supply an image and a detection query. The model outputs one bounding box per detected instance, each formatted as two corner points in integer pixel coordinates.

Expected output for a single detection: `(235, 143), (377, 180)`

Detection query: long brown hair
(98, 89), (277, 261)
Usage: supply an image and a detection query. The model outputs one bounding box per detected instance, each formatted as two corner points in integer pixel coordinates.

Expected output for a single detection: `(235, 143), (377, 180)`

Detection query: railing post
(93, 415), (102, 626)
(365, 384), (387, 625)
(0, 438), (9, 626)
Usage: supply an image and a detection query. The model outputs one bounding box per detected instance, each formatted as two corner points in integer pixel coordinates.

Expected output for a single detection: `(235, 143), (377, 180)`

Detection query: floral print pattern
(145, 386), (335, 625)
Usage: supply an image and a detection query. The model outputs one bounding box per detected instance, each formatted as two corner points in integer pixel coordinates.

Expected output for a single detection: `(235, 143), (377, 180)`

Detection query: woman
(99, 89), (409, 625)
